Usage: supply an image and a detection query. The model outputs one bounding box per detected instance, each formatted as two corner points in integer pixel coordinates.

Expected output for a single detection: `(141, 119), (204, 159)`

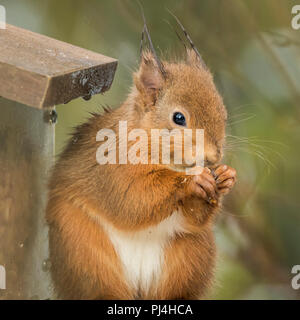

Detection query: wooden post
(0, 24), (117, 299)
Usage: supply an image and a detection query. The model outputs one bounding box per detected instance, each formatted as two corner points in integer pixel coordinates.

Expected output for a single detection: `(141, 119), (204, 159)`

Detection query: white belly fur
(98, 210), (187, 293)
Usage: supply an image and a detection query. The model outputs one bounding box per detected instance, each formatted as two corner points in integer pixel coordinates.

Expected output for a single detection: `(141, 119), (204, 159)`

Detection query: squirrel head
(129, 49), (227, 171)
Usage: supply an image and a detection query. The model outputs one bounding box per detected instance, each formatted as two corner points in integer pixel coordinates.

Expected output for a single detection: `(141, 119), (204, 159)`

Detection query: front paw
(213, 164), (237, 195)
(187, 167), (218, 205)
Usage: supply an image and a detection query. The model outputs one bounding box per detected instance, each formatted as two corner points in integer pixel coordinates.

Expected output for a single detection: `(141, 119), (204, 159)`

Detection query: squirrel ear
(134, 51), (164, 106)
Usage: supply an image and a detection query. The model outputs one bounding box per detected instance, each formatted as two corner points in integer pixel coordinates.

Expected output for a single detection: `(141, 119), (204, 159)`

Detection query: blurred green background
(2, 0), (300, 299)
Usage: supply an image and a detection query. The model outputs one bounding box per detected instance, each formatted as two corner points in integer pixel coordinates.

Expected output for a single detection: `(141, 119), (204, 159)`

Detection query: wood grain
(0, 98), (54, 299)
(0, 24), (117, 108)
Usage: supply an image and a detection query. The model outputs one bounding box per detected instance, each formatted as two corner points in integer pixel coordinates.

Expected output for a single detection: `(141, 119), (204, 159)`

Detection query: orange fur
(46, 50), (231, 299)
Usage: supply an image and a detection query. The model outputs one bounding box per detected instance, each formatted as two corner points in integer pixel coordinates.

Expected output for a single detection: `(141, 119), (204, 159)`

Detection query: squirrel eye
(173, 112), (186, 126)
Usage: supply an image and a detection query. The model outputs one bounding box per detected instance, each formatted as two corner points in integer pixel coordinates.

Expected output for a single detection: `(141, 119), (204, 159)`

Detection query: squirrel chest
(97, 210), (187, 293)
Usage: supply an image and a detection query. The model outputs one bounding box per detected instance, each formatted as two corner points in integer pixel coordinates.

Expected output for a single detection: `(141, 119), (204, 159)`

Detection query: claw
(209, 198), (217, 205)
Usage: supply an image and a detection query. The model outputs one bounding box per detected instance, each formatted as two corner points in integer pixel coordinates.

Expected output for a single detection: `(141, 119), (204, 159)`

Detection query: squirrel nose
(204, 148), (222, 167)
(204, 159), (216, 168)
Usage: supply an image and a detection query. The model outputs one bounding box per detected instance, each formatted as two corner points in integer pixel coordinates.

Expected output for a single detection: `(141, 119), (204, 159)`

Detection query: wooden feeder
(0, 24), (117, 299)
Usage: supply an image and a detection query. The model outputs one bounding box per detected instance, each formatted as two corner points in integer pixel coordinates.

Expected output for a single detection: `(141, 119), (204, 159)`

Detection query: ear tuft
(134, 51), (164, 106)
(186, 49), (200, 66)
(186, 49), (207, 70)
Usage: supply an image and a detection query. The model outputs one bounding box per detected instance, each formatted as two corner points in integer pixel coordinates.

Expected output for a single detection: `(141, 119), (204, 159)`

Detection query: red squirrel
(46, 48), (237, 300)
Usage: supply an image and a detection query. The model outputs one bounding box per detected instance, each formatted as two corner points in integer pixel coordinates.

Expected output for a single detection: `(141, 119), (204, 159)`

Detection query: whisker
(224, 133), (288, 171)
(227, 113), (256, 126)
